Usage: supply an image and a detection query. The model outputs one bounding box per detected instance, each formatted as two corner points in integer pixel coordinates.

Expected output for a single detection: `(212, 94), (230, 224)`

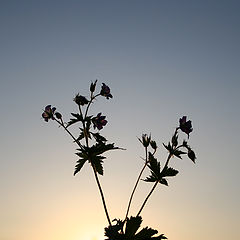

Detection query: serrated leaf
(159, 178), (168, 186)
(135, 227), (158, 239)
(75, 131), (85, 142)
(144, 175), (157, 182)
(144, 153), (162, 183)
(161, 167), (179, 177)
(92, 155), (105, 175)
(91, 132), (107, 142)
(73, 158), (87, 176)
(67, 113), (83, 127)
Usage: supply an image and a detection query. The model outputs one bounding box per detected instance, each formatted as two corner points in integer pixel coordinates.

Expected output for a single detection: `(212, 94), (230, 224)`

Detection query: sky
(0, 0), (240, 239)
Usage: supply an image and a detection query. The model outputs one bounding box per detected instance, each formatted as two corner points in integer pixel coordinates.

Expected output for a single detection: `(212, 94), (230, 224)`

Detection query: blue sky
(0, 1), (240, 239)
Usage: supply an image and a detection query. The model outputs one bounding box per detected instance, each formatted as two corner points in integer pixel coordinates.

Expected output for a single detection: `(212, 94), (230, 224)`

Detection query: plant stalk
(124, 147), (148, 221)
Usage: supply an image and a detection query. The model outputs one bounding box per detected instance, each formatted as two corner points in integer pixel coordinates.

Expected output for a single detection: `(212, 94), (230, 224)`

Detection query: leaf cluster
(144, 153), (178, 186)
(74, 141), (121, 176)
(104, 216), (167, 240)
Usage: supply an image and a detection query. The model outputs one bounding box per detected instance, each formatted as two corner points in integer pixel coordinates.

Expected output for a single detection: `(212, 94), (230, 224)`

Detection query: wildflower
(92, 113), (107, 130)
(100, 83), (113, 99)
(42, 105), (56, 122)
(74, 94), (89, 106)
(179, 116), (193, 138)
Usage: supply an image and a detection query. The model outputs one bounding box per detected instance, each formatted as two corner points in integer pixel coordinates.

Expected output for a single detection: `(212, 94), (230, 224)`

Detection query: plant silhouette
(42, 80), (196, 239)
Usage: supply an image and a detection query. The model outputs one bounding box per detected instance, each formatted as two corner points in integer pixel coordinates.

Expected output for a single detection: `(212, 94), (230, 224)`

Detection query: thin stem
(55, 119), (83, 149)
(124, 147), (148, 221)
(92, 163), (112, 226)
(81, 97), (112, 226)
(84, 93), (100, 119)
(137, 181), (158, 217)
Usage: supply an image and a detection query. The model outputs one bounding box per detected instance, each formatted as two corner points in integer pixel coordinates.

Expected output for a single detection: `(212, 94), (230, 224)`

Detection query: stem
(55, 119), (83, 149)
(137, 181), (158, 217)
(84, 93), (100, 119)
(81, 98), (112, 226)
(92, 163), (112, 226)
(124, 147), (148, 221)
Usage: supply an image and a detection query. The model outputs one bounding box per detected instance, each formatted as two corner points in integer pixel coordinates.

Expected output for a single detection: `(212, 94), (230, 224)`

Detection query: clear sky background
(0, 0), (239, 239)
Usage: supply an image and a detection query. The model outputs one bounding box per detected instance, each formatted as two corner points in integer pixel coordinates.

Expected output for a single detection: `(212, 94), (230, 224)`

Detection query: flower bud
(150, 140), (157, 150)
(55, 112), (62, 119)
(90, 80), (97, 92)
(141, 134), (151, 147)
(74, 94), (89, 106)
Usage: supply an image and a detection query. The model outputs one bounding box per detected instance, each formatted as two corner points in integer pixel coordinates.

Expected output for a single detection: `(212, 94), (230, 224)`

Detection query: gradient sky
(1, 0), (240, 239)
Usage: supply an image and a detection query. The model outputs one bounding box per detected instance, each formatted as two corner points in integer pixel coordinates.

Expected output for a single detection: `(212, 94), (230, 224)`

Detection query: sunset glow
(1, 0), (240, 240)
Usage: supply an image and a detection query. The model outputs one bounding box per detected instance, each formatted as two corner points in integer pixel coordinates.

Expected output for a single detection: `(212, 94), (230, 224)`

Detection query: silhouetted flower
(179, 116), (193, 137)
(42, 105), (56, 122)
(92, 113), (107, 130)
(74, 94), (89, 106)
(100, 83), (113, 99)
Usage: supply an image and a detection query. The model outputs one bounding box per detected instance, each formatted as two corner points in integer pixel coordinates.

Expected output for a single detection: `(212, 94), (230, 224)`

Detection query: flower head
(42, 105), (56, 122)
(100, 83), (113, 99)
(92, 113), (107, 130)
(179, 116), (193, 138)
(74, 94), (89, 106)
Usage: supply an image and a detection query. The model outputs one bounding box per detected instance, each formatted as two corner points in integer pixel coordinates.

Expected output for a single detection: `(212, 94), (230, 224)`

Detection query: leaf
(159, 178), (168, 186)
(144, 175), (157, 182)
(163, 142), (173, 153)
(144, 153), (162, 183)
(75, 131), (85, 142)
(125, 216), (142, 237)
(92, 156), (105, 175)
(135, 227), (158, 239)
(173, 149), (186, 159)
(161, 167), (179, 177)
(67, 113), (83, 127)
(91, 132), (107, 143)
(73, 158), (87, 176)
(188, 149), (196, 163)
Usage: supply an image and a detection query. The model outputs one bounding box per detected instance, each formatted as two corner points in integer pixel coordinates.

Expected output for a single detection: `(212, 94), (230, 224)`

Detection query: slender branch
(55, 119), (83, 149)
(137, 181), (158, 217)
(124, 147), (148, 221)
(91, 163), (112, 226)
(84, 93), (100, 119)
